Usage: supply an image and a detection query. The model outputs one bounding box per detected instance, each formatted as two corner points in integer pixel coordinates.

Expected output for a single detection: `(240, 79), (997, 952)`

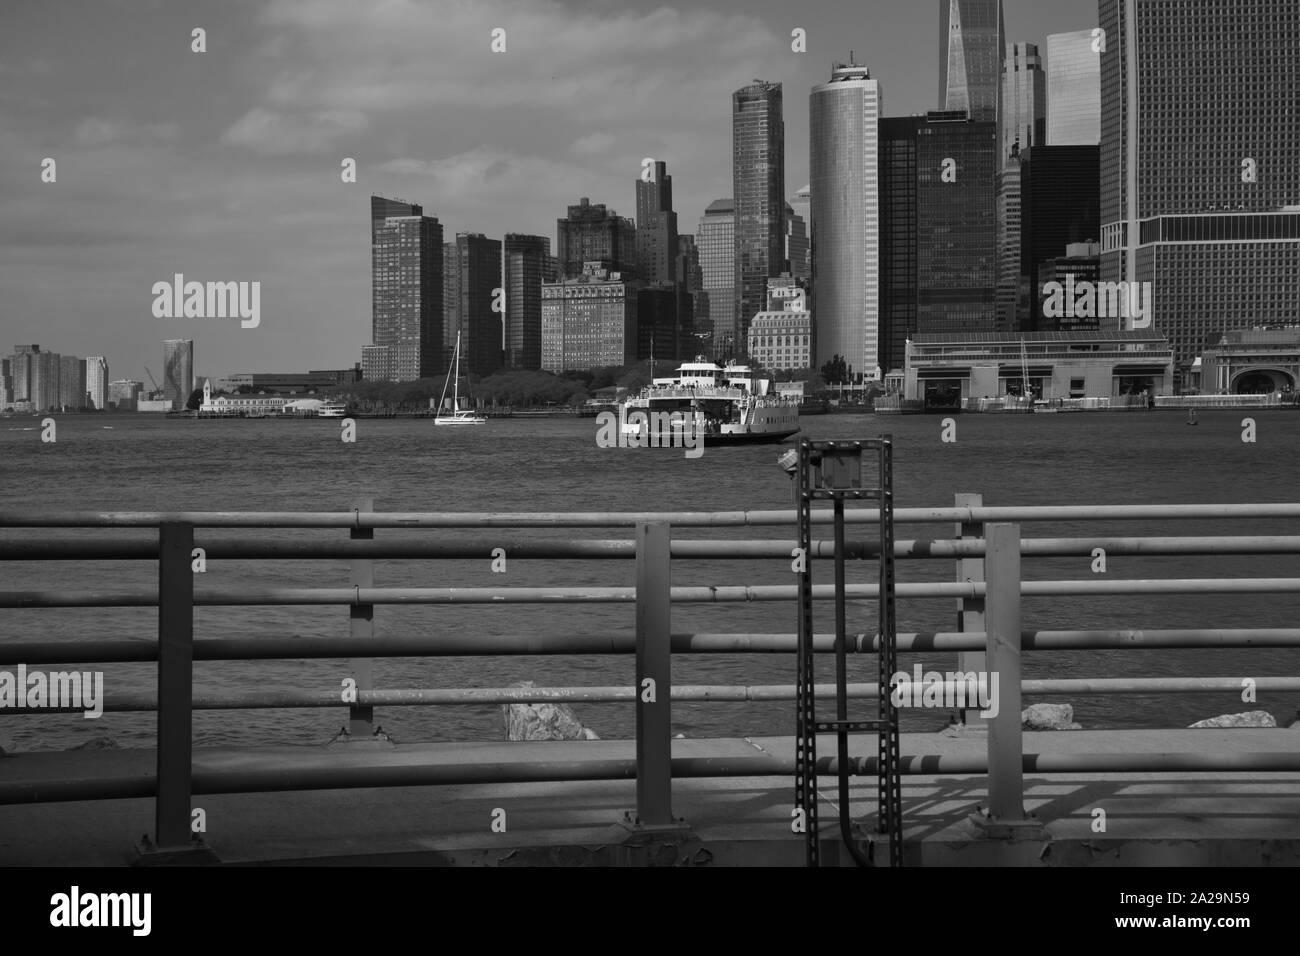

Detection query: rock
(502, 681), (598, 741)
(1022, 703), (1081, 730)
(1189, 710), (1277, 729)
(67, 736), (119, 750)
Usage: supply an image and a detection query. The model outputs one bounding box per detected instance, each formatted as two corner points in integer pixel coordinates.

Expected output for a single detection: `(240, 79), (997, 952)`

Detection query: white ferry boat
(619, 357), (800, 446)
(317, 401), (347, 418)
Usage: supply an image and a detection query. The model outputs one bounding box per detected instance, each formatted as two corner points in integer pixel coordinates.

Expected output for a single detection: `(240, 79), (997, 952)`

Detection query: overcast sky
(0, 0), (1096, 384)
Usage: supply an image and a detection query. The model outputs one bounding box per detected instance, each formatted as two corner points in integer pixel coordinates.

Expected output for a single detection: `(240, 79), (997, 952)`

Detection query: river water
(2, 409), (1299, 750)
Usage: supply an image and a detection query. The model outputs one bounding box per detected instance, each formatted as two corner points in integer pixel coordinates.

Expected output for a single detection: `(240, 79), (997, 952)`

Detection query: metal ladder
(793, 437), (901, 867)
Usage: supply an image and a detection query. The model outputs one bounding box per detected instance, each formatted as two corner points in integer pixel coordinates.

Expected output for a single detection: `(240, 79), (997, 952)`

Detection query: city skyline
(0, 0), (1097, 385)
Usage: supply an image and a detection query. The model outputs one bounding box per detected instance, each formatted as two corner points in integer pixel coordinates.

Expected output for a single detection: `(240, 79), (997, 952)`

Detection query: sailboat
(435, 331), (487, 425)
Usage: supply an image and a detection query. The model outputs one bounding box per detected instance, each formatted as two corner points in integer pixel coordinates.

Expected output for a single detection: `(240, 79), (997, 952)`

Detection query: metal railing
(3, 496), (1300, 855)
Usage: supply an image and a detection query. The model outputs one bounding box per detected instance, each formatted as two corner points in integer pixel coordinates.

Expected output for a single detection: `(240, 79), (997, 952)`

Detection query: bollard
(630, 521), (677, 829)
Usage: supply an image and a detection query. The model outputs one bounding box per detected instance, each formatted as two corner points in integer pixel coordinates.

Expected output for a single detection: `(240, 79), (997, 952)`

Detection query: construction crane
(144, 366), (163, 400)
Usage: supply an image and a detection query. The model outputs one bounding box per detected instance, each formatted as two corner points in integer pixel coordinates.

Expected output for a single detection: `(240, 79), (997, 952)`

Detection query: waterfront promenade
(3, 498), (1300, 866)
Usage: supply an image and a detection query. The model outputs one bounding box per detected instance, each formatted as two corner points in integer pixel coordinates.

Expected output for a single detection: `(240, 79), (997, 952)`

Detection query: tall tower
(635, 160), (678, 285)
(85, 356), (108, 411)
(503, 234), (551, 370)
(367, 195), (443, 382)
(732, 80), (786, 359)
(455, 233), (503, 378)
(1099, 0), (1300, 387)
(162, 339), (193, 410)
(810, 63), (882, 379)
(1046, 29), (1101, 145)
(996, 42), (1045, 328)
(556, 198), (636, 279)
(697, 199), (735, 355)
(939, 0), (1005, 123)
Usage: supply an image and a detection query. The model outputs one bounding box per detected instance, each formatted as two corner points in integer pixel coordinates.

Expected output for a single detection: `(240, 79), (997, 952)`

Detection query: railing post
(630, 521), (677, 829)
(977, 522), (1040, 836)
(152, 521), (196, 851)
(348, 497), (375, 738)
(954, 493), (986, 730)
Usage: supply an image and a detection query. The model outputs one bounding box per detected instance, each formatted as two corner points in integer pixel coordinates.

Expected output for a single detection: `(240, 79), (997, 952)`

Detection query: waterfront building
(1100, 0), (1300, 388)
(503, 234), (551, 369)
(215, 368), (362, 394)
(904, 328), (1173, 403)
(810, 62), (882, 380)
(8, 345), (39, 409)
(917, 110), (998, 337)
(58, 355), (86, 410)
(1200, 328), (1300, 395)
(636, 284), (688, 364)
(939, 0), (1005, 123)
(540, 263), (637, 372)
(748, 310), (812, 372)
(1020, 146), (1100, 332)
(85, 356), (108, 410)
(697, 198), (735, 355)
(162, 339), (193, 410)
(557, 198), (635, 280)
(0, 357), (9, 408)
(442, 241), (460, 368)
(366, 201), (443, 383)
(1046, 29), (1100, 146)
(733, 80), (786, 359)
(108, 379), (142, 411)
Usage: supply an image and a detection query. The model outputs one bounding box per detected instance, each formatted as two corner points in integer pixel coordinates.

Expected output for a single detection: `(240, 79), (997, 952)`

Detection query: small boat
(435, 331), (487, 425)
(1187, 409), (1198, 425)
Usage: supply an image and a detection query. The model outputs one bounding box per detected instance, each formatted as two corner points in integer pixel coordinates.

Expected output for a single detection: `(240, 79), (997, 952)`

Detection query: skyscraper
(556, 198), (636, 279)
(732, 80), (786, 358)
(784, 203), (810, 282)
(790, 185), (811, 232)
(1046, 29), (1101, 145)
(810, 63), (883, 379)
(367, 196), (443, 383)
(442, 241), (460, 368)
(697, 199), (735, 354)
(162, 339), (193, 410)
(635, 161), (678, 285)
(939, 0), (1005, 123)
(879, 116), (923, 374)
(1020, 146), (1100, 331)
(1099, 0), (1300, 387)
(455, 233), (503, 378)
(85, 356), (108, 411)
(916, 111), (998, 335)
(503, 234), (551, 369)
(59, 355), (86, 410)
(1001, 42), (1045, 165)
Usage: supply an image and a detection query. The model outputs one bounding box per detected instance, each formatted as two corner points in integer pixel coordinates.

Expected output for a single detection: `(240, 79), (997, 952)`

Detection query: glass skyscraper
(162, 339), (193, 410)
(939, 0), (1005, 122)
(1046, 29), (1101, 145)
(810, 63), (883, 379)
(1099, 0), (1300, 388)
(503, 234), (551, 370)
(697, 198), (734, 355)
(368, 203), (443, 384)
(879, 117), (923, 374)
(732, 80), (785, 359)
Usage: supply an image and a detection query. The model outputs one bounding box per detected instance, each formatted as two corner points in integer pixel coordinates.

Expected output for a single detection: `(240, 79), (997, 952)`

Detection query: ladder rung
(816, 720), (888, 733)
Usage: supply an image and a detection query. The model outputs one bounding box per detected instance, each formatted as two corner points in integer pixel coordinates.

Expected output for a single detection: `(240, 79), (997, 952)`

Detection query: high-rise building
(9, 345), (39, 407)
(1020, 146), (1100, 331)
(108, 380), (142, 412)
(939, 0), (1005, 123)
(367, 205), (443, 384)
(790, 185), (811, 233)
(995, 154), (1024, 330)
(1046, 29), (1101, 145)
(454, 233), (503, 378)
(879, 116), (923, 374)
(810, 63), (883, 379)
(697, 199), (735, 354)
(0, 357), (10, 408)
(1099, 0), (1300, 387)
(503, 234), (551, 370)
(784, 202), (810, 282)
(541, 264), (637, 372)
(732, 80), (786, 359)
(85, 356), (108, 410)
(557, 198), (636, 279)
(162, 339), (193, 410)
(59, 355), (86, 410)
(1001, 42), (1045, 165)
(1037, 242), (1102, 332)
(635, 161), (678, 285)
(442, 241), (461, 367)
(917, 110), (998, 336)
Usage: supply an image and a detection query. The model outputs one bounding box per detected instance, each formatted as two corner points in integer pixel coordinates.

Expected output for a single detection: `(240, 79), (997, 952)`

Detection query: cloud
(220, 106), (369, 155)
(73, 117), (179, 147)
(570, 132), (616, 156)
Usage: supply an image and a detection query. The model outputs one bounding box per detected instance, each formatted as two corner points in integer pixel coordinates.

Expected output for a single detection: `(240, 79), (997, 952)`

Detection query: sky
(0, 0), (1098, 385)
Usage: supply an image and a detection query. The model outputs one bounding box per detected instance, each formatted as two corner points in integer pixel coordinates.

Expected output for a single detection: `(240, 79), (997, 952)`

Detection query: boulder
(1022, 703), (1082, 730)
(502, 681), (599, 741)
(1189, 710), (1277, 729)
